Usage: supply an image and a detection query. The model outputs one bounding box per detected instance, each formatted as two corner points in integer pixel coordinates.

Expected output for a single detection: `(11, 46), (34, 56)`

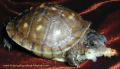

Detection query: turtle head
(66, 30), (117, 67)
(84, 30), (117, 62)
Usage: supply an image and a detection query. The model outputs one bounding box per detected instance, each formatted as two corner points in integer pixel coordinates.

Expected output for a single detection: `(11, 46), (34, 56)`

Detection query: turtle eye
(90, 41), (95, 46)
(86, 40), (98, 48)
(89, 41), (96, 47)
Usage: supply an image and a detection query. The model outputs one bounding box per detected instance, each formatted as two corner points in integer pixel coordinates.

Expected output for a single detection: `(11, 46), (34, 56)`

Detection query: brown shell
(6, 4), (90, 59)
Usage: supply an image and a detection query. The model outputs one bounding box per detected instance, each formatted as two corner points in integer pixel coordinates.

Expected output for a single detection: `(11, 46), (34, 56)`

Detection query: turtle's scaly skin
(6, 4), (90, 61)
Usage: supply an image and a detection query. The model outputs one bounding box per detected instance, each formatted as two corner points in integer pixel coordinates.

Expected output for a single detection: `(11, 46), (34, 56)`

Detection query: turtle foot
(3, 39), (12, 51)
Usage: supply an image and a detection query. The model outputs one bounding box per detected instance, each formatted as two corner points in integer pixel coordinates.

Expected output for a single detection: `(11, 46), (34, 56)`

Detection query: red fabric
(0, 0), (120, 69)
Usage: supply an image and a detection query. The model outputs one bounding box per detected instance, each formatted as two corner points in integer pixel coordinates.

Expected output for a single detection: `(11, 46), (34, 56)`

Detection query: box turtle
(3, 4), (117, 67)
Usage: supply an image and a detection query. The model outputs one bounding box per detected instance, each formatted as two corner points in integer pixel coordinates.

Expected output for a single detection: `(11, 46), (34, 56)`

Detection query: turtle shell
(6, 4), (90, 60)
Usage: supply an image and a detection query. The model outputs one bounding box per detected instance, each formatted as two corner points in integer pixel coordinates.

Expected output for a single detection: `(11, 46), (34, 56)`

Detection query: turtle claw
(3, 39), (12, 51)
(72, 58), (80, 67)
(67, 57), (80, 67)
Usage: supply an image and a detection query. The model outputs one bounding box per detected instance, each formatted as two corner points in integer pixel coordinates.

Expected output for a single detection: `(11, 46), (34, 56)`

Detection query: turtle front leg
(65, 43), (87, 67)
(3, 38), (12, 51)
(66, 54), (80, 67)
(66, 51), (87, 67)
(66, 49), (82, 67)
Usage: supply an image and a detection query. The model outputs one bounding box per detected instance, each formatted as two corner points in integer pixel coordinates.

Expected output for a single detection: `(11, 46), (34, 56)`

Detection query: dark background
(0, 0), (120, 69)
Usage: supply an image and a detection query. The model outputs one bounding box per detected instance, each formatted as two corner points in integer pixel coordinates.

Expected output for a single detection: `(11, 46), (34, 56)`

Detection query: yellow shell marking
(23, 22), (28, 28)
(36, 25), (42, 31)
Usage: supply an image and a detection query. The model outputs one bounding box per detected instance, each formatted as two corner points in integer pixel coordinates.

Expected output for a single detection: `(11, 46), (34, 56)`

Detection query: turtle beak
(103, 48), (118, 58)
